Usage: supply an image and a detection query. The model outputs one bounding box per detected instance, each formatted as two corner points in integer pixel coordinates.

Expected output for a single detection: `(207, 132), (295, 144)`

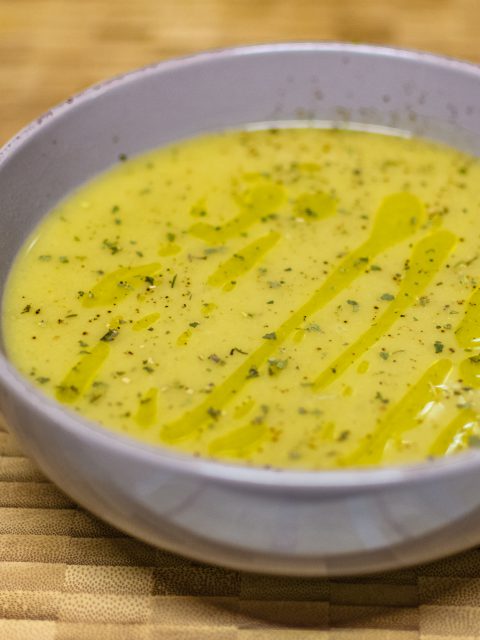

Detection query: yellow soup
(4, 127), (480, 469)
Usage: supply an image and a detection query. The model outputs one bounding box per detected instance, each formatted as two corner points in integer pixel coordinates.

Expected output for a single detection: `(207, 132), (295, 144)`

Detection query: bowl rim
(2, 40), (480, 492)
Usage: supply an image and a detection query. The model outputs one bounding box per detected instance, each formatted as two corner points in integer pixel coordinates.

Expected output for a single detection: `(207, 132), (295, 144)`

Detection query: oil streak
(339, 359), (452, 466)
(160, 192), (426, 443)
(135, 387), (158, 427)
(190, 182), (285, 244)
(83, 263), (161, 307)
(208, 422), (269, 458)
(455, 288), (480, 348)
(56, 342), (110, 403)
(313, 229), (456, 390)
(429, 408), (477, 457)
(207, 232), (281, 289)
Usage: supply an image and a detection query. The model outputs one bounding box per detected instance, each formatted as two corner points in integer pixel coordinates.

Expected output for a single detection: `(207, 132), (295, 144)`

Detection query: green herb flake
(379, 351), (389, 360)
(375, 391), (390, 404)
(204, 247), (223, 255)
(100, 328), (119, 342)
(189, 321), (200, 328)
(347, 299), (359, 311)
(434, 340), (444, 353)
(230, 347), (248, 356)
(262, 332), (277, 340)
(268, 358), (288, 375)
(207, 407), (221, 420)
(102, 239), (121, 255)
(380, 293), (395, 301)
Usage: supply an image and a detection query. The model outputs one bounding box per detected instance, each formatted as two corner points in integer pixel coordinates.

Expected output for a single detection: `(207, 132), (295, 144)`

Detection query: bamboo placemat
(2, 413), (480, 639)
(1, 1), (480, 638)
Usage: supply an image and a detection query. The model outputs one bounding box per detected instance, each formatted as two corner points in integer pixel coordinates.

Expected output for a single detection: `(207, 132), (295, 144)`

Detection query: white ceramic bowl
(1, 43), (480, 576)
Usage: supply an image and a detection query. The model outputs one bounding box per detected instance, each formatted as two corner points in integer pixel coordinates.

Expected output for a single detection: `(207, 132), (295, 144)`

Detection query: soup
(3, 127), (480, 469)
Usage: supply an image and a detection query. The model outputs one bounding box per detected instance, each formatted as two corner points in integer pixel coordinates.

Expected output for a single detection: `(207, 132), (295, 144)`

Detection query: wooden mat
(1, 1), (480, 637)
(2, 413), (480, 639)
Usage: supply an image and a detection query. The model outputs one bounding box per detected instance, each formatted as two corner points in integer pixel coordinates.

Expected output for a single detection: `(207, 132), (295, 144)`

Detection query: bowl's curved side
(3, 380), (480, 576)
(1, 43), (480, 574)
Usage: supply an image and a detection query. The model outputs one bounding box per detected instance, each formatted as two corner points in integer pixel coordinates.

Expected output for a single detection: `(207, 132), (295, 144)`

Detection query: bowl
(1, 43), (480, 576)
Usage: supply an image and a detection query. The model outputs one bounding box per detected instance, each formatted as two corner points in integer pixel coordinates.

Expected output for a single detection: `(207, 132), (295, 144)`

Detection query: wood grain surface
(1, 0), (479, 144)
(1, 1), (480, 639)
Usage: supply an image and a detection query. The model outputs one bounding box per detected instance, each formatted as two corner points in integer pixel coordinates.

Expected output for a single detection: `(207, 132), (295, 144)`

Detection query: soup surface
(4, 127), (480, 469)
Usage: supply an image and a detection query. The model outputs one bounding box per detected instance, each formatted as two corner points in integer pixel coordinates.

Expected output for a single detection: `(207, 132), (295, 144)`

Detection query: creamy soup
(3, 127), (480, 469)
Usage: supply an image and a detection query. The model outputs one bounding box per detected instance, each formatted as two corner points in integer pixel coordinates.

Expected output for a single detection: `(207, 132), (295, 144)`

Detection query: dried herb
(434, 340), (444, 353)
(230, 347), (248, 356)
(100, 328), (119, 342)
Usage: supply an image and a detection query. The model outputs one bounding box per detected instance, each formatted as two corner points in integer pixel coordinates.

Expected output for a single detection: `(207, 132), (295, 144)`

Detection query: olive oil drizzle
(190, 182), (286, 244)
(135, 387), (158, 427)
(207, 231), (281, 289)
(340, 359), (452, 466)
(56, 342), (110, 403)
(313, 229), (456, 390)
(160, 192), (425, 443)
(455, 288), (480, 348)
(428, 290), (480, 454)
(82, 263), (161, 308)
(208, 421), (269, 457)
(330, 272), (480, 463)
(132, 312), (161, 332)
(458, 355), (480, 388)
(429, 408), (477, 457)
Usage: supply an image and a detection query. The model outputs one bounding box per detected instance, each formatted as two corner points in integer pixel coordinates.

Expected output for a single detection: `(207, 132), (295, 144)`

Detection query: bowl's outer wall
(1, 44), (480, 575)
